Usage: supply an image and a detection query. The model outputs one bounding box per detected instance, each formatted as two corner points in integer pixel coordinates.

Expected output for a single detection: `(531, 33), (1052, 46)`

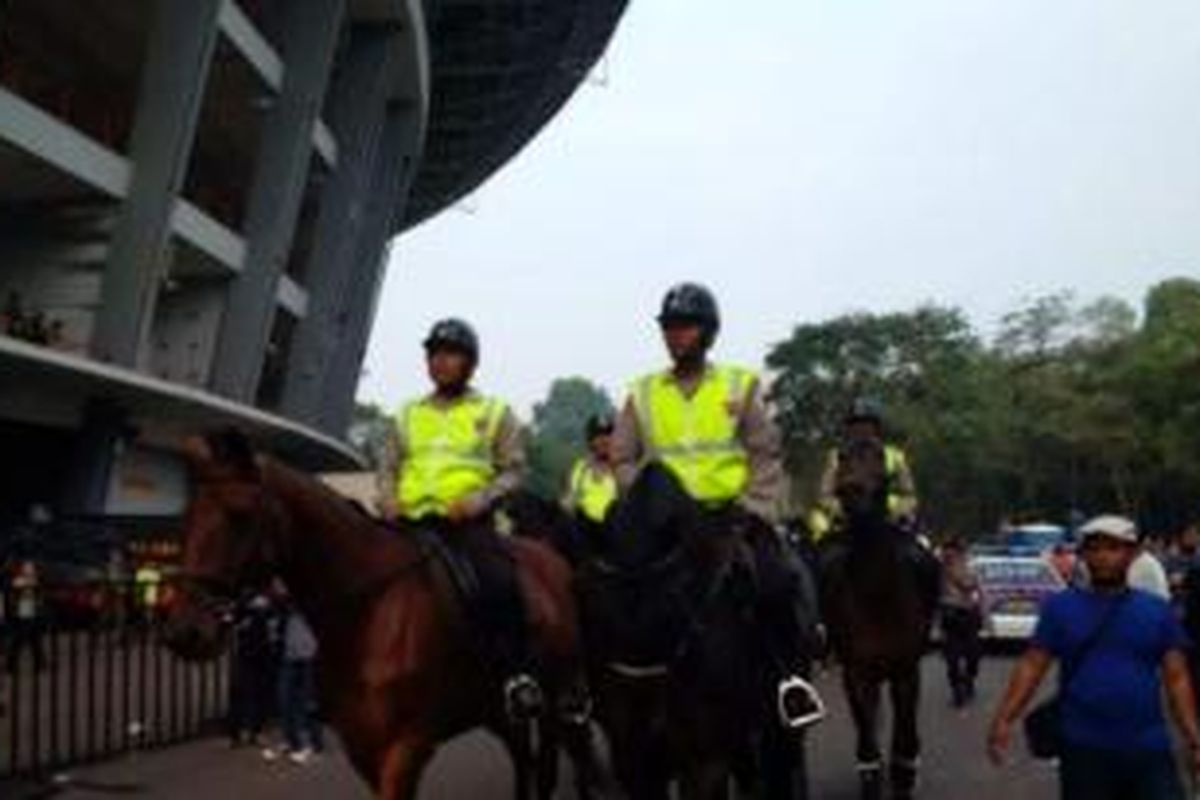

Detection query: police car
(969, 553), (1067, 640)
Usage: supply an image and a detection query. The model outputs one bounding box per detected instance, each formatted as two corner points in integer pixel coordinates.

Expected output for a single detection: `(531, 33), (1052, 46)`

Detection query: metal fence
(0, 520), (230, 781)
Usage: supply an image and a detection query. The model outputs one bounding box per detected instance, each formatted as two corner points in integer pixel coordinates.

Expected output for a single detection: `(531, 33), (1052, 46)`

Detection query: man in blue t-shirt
(988, 514), (1200, 800)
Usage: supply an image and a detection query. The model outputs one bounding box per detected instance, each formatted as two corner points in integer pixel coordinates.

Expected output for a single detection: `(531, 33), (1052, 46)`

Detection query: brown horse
(819, 438), (937, 800)
(162, 431), (590, 800)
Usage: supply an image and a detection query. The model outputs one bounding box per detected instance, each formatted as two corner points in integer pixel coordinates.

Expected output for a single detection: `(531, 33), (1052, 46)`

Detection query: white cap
(1078, 514), (1138, 544)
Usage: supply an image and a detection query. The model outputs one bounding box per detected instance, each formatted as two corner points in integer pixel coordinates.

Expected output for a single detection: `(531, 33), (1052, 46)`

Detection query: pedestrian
(988, 514), (1200, 800)
(1046, 542), (1075, 586)
(939, 537), (983, 708)
(1167, 524), (1200, 610)
(1127, 542), (1171, 600)
(5, 560), (46, 673)
(227, 589), (277, 748)
(263, 585), (322, 765)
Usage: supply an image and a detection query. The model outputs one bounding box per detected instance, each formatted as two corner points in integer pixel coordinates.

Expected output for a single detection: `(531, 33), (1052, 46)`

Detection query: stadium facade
(0, 0), (628, 521)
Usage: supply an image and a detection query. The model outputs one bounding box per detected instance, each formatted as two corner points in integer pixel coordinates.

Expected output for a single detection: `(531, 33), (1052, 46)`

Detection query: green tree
(525, 378), (614, 500)
(349, 401), (391, 468)
(766, 306), (982, 527)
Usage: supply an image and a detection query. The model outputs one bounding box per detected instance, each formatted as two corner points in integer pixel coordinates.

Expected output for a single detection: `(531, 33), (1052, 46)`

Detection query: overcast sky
(359, 0), (1200, 415)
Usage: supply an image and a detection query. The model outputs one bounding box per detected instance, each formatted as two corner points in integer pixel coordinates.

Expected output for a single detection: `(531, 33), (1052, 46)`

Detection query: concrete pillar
(209, 0), (348, 401)
(57, 400), (127, 517)
(91, 0), (223, 367)
(277, 28), (401, 424)
(317, 103), (423, 436)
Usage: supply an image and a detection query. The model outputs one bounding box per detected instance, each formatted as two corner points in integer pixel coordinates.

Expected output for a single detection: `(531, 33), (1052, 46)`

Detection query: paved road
(0, 654), (1147, 799)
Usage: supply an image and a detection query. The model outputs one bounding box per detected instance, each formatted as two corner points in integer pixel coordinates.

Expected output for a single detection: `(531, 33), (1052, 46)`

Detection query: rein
(177, 478), (437, 622)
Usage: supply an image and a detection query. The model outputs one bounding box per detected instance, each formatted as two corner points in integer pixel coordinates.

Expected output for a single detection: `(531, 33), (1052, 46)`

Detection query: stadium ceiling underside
(0, 0), (629, 483)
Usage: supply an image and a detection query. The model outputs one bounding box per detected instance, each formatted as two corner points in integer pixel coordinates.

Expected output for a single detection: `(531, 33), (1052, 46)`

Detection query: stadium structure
(0, 0), (628, 523)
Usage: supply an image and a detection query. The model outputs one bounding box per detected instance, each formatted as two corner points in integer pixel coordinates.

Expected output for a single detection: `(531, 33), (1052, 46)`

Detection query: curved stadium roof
(404, 0), (628, 228)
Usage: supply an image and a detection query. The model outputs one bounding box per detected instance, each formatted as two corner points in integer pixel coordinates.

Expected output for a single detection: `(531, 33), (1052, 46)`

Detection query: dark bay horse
(163, 431), (588, 800)
(512, 465), (813, 800)
(820, 439), (937, 800)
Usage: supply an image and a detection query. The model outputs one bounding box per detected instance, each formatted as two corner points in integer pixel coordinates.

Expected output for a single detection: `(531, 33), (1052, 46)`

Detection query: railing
(0, 526), (230, 782)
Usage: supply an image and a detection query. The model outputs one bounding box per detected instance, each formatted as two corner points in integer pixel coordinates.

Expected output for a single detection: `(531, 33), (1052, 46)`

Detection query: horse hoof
(889, 761), (918, 799)
(858, 765), (883, 800)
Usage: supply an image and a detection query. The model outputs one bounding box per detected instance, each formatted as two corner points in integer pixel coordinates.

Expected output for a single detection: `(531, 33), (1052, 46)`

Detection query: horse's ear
(205, 428), (260, 478)
(180, 435), (213, 466)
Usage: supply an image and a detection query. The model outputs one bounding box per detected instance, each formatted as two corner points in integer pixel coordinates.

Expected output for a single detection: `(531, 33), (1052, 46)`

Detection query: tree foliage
(525, 377), (614, 500)
(767, 279), (1200, 538)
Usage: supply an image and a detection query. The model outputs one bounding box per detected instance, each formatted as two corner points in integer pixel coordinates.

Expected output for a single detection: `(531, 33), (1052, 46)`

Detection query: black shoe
(504, 674), (544, 722)
(777, 675), (826, 729)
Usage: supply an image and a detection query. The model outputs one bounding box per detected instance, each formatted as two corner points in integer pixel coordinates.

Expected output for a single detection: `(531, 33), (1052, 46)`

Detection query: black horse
(819, 439), (938, 800)
(509, 464), (817, 800)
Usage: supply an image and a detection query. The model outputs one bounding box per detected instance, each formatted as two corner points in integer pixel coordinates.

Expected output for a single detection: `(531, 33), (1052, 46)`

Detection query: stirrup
(504, 673), (544, 722)
(777, 675), (826, 729)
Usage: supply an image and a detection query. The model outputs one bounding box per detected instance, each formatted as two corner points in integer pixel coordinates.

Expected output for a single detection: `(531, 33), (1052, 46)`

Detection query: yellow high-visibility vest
(824, 443), (916, 521)
(568, 458), (617, 523)
(883, 444), (915, 518)
(808, 507), (833, 543)
(395, 394), (505, 519)
(631, 364), (755, 503)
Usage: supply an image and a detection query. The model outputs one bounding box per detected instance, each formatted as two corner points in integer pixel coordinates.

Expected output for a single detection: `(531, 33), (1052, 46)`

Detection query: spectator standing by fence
(989, 515), (1200, 800)
(263, 586), (322, 765)
(5, 560), (45, 673)
(940, 538), (983, 708)
(228, 589), (277, 748)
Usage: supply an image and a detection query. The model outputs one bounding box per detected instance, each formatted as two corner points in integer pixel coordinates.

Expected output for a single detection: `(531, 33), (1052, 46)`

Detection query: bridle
(175, 477), (280, 624)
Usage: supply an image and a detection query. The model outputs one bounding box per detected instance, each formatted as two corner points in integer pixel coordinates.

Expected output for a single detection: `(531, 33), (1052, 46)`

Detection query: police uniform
(562, 456), (618, 525)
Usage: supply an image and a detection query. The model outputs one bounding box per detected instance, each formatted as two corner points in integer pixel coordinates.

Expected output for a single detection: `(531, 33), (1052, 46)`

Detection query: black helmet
(585, 413), (615, 441)
(657, 282), (720, 341)
(844, 397), (884, 426)
(423, 318), (479, 361)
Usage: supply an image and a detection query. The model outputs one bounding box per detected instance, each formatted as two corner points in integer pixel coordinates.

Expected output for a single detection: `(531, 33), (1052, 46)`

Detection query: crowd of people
(1, 291), (66, 348)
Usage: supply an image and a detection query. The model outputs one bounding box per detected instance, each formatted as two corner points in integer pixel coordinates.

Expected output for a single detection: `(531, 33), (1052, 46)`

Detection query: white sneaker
(288, 748), (314, 766)
(260, 746), (283, 762)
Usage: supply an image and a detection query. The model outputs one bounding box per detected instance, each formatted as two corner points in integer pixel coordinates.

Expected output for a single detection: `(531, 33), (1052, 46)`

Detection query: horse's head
(163, 429), (278, 661)
(834, 436), (889, 526)
(604, 461), (698, 569)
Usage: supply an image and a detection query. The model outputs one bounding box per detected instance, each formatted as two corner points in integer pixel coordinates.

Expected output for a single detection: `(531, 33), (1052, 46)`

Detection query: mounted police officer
(817, 398), (940, 610)
(818, 398), (917, 529)
(377, 318), (542, 719)
(611, 282), (823, 729)
(561, 413), (618, 533)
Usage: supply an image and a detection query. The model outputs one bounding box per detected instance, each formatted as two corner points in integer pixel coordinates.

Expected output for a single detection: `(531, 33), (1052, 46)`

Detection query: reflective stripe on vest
(395, 395), (505, 519)
(569, 459), (617, 523)
(884, 444), (913, 517)
(632, 364), (754, 503)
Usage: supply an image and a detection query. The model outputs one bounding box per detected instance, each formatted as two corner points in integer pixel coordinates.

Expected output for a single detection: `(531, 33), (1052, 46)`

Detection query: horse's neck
(847, 519), (906, 589)
(264, 464), (410, 642)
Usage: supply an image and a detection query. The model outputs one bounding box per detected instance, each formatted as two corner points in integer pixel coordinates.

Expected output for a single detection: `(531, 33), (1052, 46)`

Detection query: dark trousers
(228, 656), (275, 741)
(1060, 744), (1184, 800)
(278, 659), (323, 752)
(5, 619), (45, 672)
(940, 605), (981, 704)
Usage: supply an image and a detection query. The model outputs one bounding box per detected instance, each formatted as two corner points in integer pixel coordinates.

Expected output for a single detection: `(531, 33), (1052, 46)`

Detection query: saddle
(407, 525), (482, 605)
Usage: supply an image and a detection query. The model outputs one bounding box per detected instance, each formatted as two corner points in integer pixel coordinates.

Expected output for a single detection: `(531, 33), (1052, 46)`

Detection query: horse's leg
(504, 721), (536, 800)
(841, 666), (882, 800)
(534, 716), (563, 800)
(561, 716), (610, 800)
(887, 663), (921, 800)
(758, 722), (811, 800)
(679, 760), (731, 800)
(377, 737), (434, 800)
